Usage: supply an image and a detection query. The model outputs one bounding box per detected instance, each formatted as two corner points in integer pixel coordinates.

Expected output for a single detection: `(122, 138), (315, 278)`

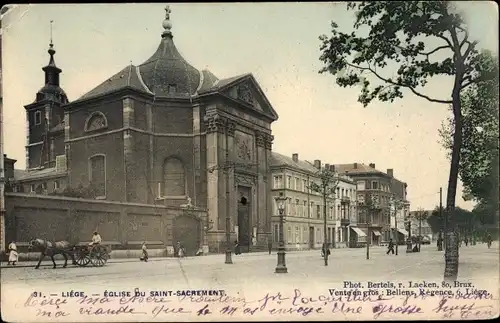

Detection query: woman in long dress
(8, 241), (18, 266)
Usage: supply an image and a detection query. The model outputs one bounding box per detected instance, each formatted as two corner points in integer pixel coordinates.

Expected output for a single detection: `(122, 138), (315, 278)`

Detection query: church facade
(13, 8), (278, 253)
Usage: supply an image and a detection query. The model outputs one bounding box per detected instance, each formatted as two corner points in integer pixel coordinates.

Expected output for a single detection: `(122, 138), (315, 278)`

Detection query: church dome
(137, 6), (201, 97)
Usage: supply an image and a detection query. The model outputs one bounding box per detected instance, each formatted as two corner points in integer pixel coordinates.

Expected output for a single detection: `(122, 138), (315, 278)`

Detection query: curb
(0, 258), (171, 269)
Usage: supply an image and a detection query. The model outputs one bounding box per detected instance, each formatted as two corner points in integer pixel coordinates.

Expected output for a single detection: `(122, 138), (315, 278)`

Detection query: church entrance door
(173, 215), (200, 256)
(237, 186), (251, 253)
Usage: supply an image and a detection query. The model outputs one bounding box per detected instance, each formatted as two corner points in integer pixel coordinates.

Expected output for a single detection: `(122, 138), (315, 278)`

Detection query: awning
(397, 228), (409, 236)
(372, 230), (382, 236)
(350, 227), (366, 237)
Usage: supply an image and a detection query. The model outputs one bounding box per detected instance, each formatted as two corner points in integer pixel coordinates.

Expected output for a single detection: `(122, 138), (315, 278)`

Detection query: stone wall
(4, 193), (207, 256)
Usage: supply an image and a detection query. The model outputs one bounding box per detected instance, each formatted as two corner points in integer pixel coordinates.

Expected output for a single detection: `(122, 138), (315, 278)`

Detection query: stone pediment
(216, 74), (278, 121)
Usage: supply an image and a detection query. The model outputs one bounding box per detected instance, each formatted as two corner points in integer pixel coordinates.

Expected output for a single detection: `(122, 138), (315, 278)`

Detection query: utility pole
(367, 208), (370, 260)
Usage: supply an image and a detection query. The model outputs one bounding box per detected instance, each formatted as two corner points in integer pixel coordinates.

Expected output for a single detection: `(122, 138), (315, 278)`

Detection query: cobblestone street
(2, 243), (498, 292)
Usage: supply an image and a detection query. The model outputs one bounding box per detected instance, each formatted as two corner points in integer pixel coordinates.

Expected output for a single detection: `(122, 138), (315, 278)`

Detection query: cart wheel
(91, 251), (107, 267)
(75, 253), (90, 267)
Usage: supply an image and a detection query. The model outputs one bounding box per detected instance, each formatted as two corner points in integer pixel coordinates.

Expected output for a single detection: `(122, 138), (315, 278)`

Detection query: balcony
(340, 196), (351, 204)
(340, 218), (350, 226)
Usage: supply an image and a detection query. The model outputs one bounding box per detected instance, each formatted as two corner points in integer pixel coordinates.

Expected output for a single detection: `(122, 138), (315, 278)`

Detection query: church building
(14, 7), (278, 252)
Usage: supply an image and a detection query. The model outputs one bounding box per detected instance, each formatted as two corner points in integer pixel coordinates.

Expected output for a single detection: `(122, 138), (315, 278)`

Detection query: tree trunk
(444, 89), (463, 281)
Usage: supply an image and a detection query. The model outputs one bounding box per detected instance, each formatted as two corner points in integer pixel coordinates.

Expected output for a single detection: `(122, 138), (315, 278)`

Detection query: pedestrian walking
(140, 241), (148, 262)
(464, 237), (468, 246)
(321, 242), (330, 257)
(486, 234), (492, 249)
(234, 240), (241, 255)
(7, 241), (18, 266)
(386, 238), (395, 255)
(268, 238), (272, 255)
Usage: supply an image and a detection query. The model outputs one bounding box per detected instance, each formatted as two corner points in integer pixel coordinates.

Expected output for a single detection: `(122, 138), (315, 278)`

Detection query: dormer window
(34, 111), (42, 125)
(168, 84), (177, 95)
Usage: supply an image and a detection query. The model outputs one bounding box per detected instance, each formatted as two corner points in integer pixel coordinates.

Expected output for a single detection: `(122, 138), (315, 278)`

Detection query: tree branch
(345, 62), (453, 104)
(436, 34), (454, 49)
(462, 40), (478, 60)
(395, 44), (451, 58)
(422, 45), (450, 57)
(457, 25), (470, 49)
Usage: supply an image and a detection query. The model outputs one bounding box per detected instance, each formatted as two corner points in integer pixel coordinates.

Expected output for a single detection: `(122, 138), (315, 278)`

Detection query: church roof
(137, 34), (200, 97)
(78, 65), (152, 101)
(76, 7), (257, 103)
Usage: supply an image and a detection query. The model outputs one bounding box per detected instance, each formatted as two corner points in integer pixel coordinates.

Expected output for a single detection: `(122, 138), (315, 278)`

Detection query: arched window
(84, 112), (108, 132)
(89, 154), (106, 198)
(163, 157), (185, 196)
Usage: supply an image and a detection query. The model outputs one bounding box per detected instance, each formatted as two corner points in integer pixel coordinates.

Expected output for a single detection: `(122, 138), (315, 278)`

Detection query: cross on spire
(164, 5), (171, 20)
(49, 20), (54, 48)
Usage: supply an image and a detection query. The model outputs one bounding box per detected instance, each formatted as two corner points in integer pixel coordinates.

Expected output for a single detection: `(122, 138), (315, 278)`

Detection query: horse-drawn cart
(73, 245), (110, 267)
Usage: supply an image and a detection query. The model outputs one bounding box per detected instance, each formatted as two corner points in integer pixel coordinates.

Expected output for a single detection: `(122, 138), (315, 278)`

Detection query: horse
(28, 238), (76, 269)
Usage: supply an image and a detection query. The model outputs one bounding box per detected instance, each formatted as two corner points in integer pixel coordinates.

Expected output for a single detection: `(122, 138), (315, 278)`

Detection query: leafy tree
(429, 206), (478, 238)
(308, 166), (339, 266)
(439, 51), (499, 206)
(319, 1), (496, 281)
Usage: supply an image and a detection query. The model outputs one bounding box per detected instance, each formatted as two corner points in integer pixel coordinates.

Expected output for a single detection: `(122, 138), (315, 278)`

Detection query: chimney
(314, 159), (321, 169)
(369, 163), (376, 169)
(292, 153), (299, 162)
(354, 163), (358, 169)
(387, 168), (394, 177)
(325, 163), (330, 170)
(330, 165), (335, 172)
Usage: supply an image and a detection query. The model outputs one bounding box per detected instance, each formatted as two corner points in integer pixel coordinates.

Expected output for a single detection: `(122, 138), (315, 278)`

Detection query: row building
(270, 153), (360, 250)
(334, 163), (410, 246)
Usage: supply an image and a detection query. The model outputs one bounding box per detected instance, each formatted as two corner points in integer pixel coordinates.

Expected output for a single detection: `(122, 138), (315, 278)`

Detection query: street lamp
(275, 193), (288, 274)
(203, 218), (214, 255)
(405, 217), (413, 253)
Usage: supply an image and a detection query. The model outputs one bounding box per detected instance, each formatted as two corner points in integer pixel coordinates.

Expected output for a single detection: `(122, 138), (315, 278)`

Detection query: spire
(47, 20), (56, 66)
(161, 5), (173, 38)
(42, 20), (62, 86)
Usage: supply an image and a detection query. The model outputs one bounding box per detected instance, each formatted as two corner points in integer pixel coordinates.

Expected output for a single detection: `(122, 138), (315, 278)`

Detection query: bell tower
(24, 21), (68, 169)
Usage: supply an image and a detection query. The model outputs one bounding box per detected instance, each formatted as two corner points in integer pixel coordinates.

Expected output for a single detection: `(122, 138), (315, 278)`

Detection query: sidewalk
(0, 250), (287, 269)
(0, 245), (393, 269)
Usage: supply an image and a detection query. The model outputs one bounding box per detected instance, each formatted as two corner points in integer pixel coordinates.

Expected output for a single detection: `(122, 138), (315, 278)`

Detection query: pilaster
(123, 98), (135, 202)
(147, 103), (154, 203)
(192, 104), (202, 207)
(255, 130), (267, 243)
(64, 112), (71, 187)
(204, 113), (225, 232)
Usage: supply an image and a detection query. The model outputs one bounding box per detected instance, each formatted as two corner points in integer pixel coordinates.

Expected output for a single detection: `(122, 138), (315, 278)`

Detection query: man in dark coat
(386, 239), (395, 255)
(234, 240), (241, 255)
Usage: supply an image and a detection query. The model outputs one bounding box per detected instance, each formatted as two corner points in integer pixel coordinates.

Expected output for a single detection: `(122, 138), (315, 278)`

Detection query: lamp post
(406, 215), (413, 253)
(390, 195), (402, 256)
(275, 193), (288, 274)
(203, 218), (214, 255)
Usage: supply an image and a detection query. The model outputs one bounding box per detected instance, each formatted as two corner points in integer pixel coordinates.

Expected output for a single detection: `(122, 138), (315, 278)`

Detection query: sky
(1, 3), (498, 211)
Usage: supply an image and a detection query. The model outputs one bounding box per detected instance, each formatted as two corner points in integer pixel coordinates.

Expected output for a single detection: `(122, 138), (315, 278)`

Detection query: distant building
(334, 163), (410, 245)
(270, 153), (358, 250)
(408, 210), (433, 240)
